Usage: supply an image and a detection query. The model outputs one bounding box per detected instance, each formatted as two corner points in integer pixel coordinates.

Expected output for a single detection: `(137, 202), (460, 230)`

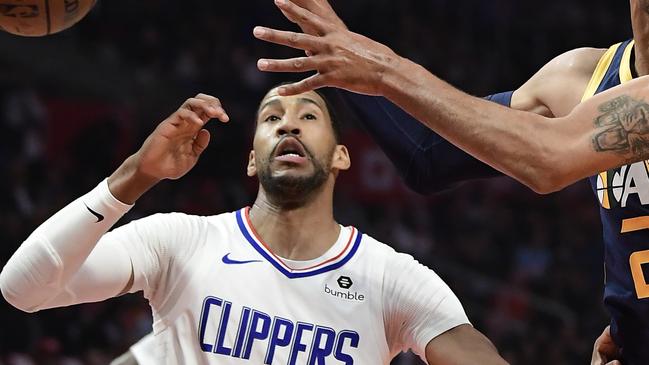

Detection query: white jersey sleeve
(0, 179), (133, 312)
(383, 252), (470, 361)
(114, 211), (208, 306)
(0, 179), (207, 313)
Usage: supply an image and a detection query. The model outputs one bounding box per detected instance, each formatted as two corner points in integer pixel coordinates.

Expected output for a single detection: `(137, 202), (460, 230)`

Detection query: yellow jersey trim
(619, 40), (635, 84)
(581, 43), (622, 102)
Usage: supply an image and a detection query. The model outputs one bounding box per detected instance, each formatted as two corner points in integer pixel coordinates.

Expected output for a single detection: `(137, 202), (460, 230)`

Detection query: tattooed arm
(591, 95), (649, 156)
(252, 0), (649, 193)
(376, 63), (649, 194)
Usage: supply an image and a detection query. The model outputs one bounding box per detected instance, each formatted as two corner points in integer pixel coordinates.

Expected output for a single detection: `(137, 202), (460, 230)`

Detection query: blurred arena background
(0, 0), (631, 364)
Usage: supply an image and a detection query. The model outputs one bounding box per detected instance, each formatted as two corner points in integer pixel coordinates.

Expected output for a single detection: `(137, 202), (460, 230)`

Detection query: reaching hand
(107, 94), (229, 204)
(254, 0), (400, 96)
(136, 93), (229, 181)
(280, 0), (347, 35)
(591, 326), (621, 365)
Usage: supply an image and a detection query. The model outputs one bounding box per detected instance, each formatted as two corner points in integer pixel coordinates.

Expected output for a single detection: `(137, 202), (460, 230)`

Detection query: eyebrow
(258, 97), (323, 114)
(259, 99), (281, 113)
(297, 98), (322, 109)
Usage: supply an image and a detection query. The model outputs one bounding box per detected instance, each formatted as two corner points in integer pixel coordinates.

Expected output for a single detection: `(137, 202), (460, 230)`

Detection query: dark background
(0, 0), (632, 364)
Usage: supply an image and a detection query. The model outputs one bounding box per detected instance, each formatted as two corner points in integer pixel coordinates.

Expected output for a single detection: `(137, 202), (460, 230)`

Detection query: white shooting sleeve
(0, 179), (134, 312)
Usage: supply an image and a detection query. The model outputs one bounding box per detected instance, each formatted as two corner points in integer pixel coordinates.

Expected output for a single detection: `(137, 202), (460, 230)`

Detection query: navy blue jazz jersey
(583, 39), (649, 364)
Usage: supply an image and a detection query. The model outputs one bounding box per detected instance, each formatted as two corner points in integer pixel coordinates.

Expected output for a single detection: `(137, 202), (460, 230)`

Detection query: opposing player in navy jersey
(253, 0), (649, 363)
(0, 88), (509, 364)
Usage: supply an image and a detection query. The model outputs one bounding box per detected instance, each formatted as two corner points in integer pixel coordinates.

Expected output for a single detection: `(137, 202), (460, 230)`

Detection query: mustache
(270, 135), (314, 160)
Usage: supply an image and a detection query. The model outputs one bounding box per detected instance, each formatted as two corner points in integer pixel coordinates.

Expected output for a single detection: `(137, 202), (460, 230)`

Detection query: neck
(248, 179), (340, 261)
(632, 2), (649, 75)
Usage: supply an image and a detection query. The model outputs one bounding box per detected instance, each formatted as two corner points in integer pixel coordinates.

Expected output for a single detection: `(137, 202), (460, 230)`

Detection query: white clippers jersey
(108, 208), (469, 364)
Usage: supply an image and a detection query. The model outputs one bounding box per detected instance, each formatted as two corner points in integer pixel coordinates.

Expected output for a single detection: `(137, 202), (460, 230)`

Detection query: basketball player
(253, 1), (649, 363)
(0, 89), (509, 364)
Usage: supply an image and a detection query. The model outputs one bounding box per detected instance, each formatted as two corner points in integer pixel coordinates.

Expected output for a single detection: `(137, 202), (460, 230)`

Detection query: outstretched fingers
(257, 56), (320, 73)
(254, 27), (322, 53)
(276, 74), (328, 96)
(273, 0), (329, 35)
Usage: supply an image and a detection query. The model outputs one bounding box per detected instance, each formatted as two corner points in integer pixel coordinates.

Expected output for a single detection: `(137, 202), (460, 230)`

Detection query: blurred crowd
(0, 0), (632, 364)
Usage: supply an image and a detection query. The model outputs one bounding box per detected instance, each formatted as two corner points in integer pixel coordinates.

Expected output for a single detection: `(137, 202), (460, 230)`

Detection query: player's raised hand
(254, 0), (399, 96)
(280, 0), (347, 35)
(590, 326), (621, 365)
(108, 94), (229, 204)
(136, 94), (228, 180)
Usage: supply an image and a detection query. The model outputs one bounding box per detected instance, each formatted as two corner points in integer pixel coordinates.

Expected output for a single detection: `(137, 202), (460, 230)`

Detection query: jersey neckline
(235, 208), (363, 279)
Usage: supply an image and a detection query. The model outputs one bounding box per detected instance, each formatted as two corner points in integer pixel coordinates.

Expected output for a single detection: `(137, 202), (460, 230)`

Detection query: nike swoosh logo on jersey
(222, 253), (262, 265)
(84, 203), (104, 222)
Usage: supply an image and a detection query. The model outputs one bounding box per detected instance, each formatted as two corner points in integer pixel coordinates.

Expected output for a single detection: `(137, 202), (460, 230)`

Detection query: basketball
(0, 0), (96, 37)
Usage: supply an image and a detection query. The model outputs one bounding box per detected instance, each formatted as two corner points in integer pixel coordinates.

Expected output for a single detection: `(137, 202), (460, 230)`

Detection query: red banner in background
(338, 130), (415, 202)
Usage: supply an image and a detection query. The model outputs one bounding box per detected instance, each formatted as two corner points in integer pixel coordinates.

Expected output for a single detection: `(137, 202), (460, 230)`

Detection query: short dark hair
(255, 83), (343, 144)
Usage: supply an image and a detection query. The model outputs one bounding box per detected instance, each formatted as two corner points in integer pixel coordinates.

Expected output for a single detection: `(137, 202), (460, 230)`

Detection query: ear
(331, 145), (351, 171)
(247, 150), (257, 177)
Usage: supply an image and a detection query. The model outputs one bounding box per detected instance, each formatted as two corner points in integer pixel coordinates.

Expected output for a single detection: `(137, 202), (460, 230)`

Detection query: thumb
(192, 129), (211, 155)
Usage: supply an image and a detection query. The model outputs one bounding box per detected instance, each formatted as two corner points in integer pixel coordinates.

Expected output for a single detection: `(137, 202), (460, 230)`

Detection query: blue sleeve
(339, 91), (513, 194)
(484, 91), (514, 107)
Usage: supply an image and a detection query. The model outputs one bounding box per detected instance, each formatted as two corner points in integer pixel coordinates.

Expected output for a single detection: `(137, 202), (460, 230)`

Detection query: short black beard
(258, 154), (330, 208)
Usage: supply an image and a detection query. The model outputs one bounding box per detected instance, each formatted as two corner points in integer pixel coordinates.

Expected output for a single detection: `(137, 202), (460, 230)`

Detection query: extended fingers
(257, 56), (319, 73)
(276, 74), (328, 96)
(273, 0), (329, 35)
(254, 27), (322, 52)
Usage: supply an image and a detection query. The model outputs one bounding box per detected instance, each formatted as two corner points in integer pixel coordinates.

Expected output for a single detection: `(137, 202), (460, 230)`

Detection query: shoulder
(527, 47), (607, 86)
(541, 47), (606, 80)
(122, 210), (239, 243)
(132, 211), (206, 229)
(359, 233), (440, 281)
(513, 47), (608, 117)
(140, 210), (237, 225)
(355, 233), (401, 263)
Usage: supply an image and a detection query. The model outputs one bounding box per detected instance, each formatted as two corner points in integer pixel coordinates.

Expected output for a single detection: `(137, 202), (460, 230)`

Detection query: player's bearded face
(250, 89), (344, 205)
(257, 137), (333, 201)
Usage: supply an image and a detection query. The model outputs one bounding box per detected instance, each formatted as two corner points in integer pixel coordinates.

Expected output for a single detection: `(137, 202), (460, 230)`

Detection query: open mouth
(273, 137), (308, 164)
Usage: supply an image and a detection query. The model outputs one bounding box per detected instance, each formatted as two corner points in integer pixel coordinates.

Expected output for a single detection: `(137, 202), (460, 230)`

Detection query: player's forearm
(0, 180), (132, 312)
(108, 154), (161, 205)
(339, 92), (503, 194)
(380, 58), (571, 193)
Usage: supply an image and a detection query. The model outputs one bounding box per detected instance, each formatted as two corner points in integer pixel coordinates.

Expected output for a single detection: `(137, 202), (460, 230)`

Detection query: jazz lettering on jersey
(596, 161), (649, 209)
(198, 296), (360, 364)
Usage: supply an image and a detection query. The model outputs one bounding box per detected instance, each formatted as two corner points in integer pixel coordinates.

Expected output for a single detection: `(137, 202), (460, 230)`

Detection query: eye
(264, 115), (281, 122)
(303, 113), (317, 120)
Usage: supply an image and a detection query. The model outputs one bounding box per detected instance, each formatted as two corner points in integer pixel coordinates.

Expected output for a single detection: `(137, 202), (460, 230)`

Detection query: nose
(276, 116), (301, 137)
